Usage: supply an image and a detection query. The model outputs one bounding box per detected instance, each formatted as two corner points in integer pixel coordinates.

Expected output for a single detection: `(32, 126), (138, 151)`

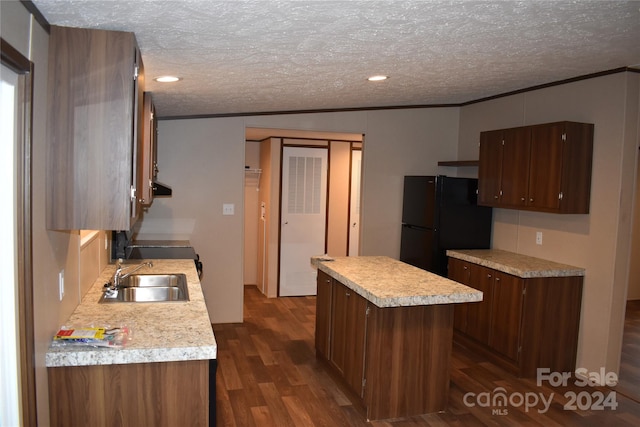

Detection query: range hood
(153, 181), (172, 196)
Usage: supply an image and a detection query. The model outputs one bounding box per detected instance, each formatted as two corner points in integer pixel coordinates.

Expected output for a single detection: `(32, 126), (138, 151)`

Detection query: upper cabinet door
(478, 130), (503, 206)
(500, 127), (531, 208)
(528, 123), (564, 211)
(46, 26), (144, 230)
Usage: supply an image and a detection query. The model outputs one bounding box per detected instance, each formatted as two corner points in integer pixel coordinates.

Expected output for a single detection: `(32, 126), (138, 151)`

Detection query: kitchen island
(313, 256), (482, 420)
(46, 259), (216, 427)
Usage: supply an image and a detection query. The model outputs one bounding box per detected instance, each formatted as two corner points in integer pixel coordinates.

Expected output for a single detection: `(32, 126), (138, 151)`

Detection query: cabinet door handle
(494, 195), (499, 199)
(487, 274), (492, 278)
(530, 198), (534, 202)
(521, 197), (525, 201)
(345, 292), (351, 297)
(325, 279), (331, 283)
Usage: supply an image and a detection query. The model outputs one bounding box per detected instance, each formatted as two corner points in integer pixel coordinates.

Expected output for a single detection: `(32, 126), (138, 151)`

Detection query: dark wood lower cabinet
(364, 304), (453, 420)
(330, 281), (368, 395)
(48, 360), (210, 427)
(464, 264), (494, 345)
(449, 257), (583, 377)
(315, 272), (454, 420)
(488, 272), (524, 362)
(315, 270), (332, 359)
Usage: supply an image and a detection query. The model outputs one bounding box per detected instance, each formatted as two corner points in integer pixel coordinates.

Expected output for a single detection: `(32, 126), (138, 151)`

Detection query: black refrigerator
(400, 175), (492, 277)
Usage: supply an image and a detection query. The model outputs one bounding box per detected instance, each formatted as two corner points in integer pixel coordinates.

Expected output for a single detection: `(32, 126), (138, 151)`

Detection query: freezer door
(402, 176), (436, 229)
(400, 224), (436, 271)
(437, 177), (492, 249)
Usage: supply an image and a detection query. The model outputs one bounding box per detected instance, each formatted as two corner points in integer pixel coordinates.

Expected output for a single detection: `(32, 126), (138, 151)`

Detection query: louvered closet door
(280, 146), (328, 296)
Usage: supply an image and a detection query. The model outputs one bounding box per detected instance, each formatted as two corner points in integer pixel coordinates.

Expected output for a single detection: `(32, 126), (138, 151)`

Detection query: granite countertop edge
(45, 345), (217, 368)
(315, 256), (483, 307)
(446, 249), (586, 278)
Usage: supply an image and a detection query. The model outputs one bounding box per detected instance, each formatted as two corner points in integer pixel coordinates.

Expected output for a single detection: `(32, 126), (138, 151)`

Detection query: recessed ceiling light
(154, 76), (182, 83)
(367, 75), (389, 82)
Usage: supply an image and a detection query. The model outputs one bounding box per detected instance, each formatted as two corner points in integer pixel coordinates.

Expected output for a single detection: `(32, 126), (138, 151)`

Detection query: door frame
(1, 38), (37, 426)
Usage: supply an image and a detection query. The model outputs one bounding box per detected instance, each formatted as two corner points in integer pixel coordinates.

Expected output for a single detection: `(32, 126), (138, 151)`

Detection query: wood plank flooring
(212, 286), (640, 426)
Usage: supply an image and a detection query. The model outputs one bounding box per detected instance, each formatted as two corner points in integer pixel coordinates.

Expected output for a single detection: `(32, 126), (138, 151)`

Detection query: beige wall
(136, 117), (246, 322)
(459, 72), (640, 376)
(358, 108), (461, 256)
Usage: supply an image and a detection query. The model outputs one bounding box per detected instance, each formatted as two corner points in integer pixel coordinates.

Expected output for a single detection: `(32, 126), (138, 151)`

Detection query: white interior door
(280, 146), (328, 296)
(348, 150), (362, 256)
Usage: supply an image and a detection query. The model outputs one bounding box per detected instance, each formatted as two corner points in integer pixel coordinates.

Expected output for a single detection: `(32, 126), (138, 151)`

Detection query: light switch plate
(536, 231), (543, 245)
(223, 203), (235, 215)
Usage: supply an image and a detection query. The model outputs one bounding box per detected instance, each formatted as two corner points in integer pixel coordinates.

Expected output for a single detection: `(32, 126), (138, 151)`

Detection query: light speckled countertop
(446, 249), (585, 278)
(45, 259), (216, 367)
(313, 256), (482, 308)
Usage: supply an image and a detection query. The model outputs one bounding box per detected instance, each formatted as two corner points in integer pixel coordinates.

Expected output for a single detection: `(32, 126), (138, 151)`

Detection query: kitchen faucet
(107, 259), (153, 290)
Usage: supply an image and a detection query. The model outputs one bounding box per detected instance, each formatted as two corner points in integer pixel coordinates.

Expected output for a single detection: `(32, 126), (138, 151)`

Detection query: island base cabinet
(364, 304), (453, 420)
(48, 360), (210, 427)
(315, 271), (455, 420)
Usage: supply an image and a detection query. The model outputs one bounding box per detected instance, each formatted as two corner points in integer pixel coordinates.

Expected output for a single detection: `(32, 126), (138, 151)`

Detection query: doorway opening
(244, 128), (363, 298)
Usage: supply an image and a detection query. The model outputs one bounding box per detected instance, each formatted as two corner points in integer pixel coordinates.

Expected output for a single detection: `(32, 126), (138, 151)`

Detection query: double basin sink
(99, 274), (189, 303)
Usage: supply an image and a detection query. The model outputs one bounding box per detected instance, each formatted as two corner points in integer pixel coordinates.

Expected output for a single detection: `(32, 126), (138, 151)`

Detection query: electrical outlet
(223, 203), (235, 215)
(536, 231), (543, 245)
(58, 269), (65, 301)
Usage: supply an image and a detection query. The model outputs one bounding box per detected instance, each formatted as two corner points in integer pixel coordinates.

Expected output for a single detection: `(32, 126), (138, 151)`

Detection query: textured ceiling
(31, 0), (640, 118)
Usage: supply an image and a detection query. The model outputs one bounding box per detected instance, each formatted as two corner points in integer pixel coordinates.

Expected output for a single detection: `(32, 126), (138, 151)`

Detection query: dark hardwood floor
(616, 300), (640, 403)
(212, 286), (640, 426)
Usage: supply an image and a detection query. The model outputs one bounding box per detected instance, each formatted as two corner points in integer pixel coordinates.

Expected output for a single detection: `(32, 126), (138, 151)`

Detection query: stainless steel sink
(99, 274), (189, 303)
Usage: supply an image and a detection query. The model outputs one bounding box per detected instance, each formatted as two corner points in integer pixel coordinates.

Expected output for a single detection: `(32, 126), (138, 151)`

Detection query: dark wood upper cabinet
(478, 130), (503, 206)
(478, 121), (593, 214)
(46, 25), (145, 230)
(500, 127), (532, 207)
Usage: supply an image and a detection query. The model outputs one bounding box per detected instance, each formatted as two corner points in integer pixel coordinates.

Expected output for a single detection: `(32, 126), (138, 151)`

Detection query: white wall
(459, 71), (640, 376)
